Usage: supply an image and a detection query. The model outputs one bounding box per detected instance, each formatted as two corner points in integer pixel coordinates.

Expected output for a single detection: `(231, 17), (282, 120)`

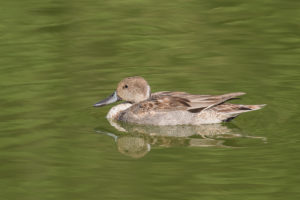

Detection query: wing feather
(151, 91), (246, 112)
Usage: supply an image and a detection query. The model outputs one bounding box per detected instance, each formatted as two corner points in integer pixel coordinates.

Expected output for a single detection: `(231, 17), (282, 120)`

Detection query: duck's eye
(123, 85), (128, 89)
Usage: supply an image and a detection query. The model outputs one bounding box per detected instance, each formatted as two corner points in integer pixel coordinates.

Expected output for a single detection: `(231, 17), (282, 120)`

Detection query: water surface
(0, 0), (300, 199)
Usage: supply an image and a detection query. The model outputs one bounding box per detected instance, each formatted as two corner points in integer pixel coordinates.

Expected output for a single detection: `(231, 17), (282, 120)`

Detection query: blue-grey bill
(93, 91), (120, 107)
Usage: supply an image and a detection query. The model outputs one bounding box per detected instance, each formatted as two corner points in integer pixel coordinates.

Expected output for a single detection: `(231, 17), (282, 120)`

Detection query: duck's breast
(106, 103), (132, 120)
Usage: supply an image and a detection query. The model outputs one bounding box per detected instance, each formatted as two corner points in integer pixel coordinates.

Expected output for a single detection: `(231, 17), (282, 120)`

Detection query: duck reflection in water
(95, 119), (266, 158)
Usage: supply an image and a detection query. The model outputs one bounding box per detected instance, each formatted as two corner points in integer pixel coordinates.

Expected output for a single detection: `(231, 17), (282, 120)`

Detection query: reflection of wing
(151, 91), (246, 112)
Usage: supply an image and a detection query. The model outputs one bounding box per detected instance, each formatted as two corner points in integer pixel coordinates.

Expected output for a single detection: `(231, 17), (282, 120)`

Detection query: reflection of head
(117, 137), (150, 158)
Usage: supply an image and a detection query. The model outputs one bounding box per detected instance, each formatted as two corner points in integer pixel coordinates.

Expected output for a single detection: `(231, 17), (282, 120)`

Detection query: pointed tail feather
(230, 104), (266, 114)
(215, 104), (266, 122)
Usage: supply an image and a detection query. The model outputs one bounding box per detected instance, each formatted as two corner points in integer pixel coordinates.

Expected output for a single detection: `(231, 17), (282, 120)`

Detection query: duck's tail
(214, 104), (266, 122)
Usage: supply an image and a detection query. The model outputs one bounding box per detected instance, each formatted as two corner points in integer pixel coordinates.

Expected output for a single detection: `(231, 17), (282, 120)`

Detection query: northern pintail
(94, 76), (265, 125)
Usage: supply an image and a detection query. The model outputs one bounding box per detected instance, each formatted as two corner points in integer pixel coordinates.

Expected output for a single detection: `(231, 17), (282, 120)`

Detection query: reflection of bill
(95, 119), (267, 158)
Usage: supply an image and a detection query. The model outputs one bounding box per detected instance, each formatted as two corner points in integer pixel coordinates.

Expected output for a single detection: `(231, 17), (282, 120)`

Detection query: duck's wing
(130, 95), (191, 113)
(151, 91), (246, 113)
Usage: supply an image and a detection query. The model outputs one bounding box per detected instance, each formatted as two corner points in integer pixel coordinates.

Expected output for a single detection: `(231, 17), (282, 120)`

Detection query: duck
(94, 76), (265, 125)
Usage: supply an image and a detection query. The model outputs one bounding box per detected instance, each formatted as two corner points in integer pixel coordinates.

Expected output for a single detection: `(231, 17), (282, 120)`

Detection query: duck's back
(117, 92), (265, 125)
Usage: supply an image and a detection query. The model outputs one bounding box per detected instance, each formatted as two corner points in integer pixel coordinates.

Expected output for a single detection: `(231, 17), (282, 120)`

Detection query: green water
(1, 0), (300, 199)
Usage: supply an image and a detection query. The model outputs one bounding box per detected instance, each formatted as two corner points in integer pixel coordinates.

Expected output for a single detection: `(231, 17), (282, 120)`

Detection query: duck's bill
(94, 91), (120, 107)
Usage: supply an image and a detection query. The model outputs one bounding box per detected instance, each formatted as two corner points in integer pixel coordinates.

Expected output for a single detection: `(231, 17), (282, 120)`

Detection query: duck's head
(94, 76), (151, 107)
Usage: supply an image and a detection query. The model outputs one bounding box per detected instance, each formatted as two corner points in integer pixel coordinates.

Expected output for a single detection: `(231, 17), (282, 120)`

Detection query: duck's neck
(106, 103), (132, 119)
